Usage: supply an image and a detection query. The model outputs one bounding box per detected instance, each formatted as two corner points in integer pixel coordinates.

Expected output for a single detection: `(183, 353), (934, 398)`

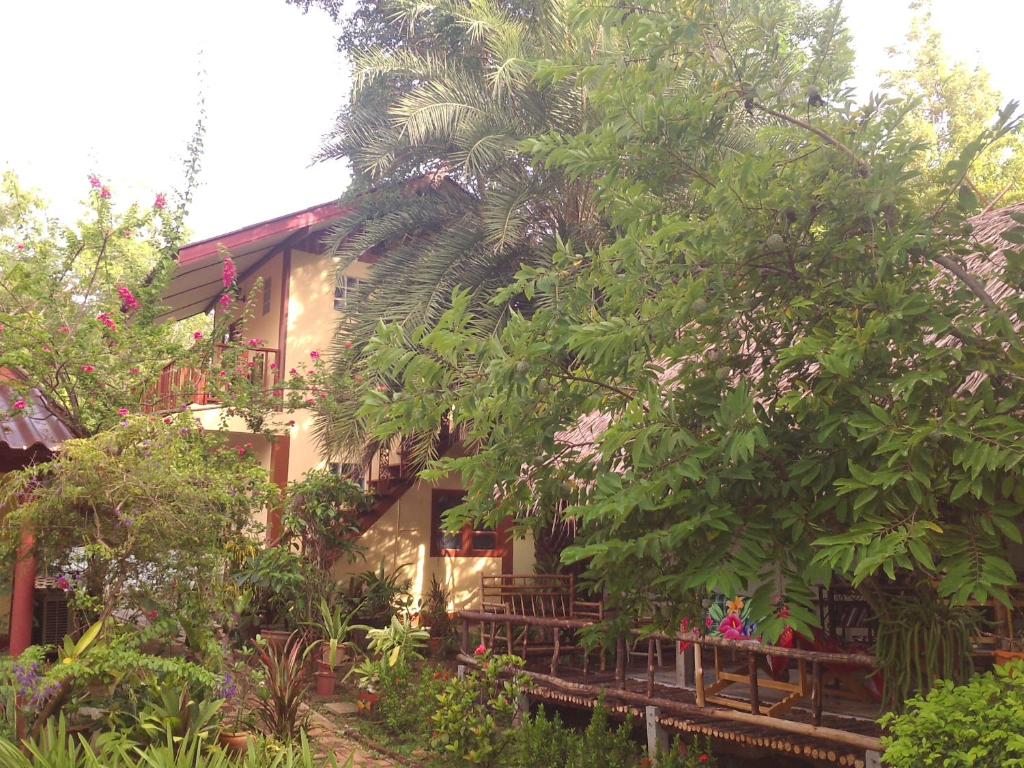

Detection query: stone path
(302, 703), (402, 768)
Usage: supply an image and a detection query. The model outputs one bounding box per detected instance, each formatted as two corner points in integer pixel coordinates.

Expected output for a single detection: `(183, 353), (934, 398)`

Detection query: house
(157, 200), (535, 611)
(0, 369), (76, 654)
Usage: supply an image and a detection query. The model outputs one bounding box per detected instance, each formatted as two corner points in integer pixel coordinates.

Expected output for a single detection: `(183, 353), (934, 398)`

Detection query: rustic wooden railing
(148, 344), (282, 412)
(457, 610), (883, 755)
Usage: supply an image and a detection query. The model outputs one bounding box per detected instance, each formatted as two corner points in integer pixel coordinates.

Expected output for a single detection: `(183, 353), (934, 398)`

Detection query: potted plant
(308, 598), (362, 696)
(994, 634), (1024, 666)
(233, 546), (309, 649)
(352, 615), (429, 711)
(420, 574), (452, 658)
(217, 650), (261, 755)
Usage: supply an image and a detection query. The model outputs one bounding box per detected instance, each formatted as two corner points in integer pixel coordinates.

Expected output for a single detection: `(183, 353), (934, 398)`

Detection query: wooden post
(645, 706), (668, 762)
(9, 522), (37, 657)
(811, 660), (823, 726)
(646, 638), (656, 696)
(460, 617), (470, 654)
(506, 620), (513, 655)
(747, 652), (760, 715)
(514, 693), (530, 727)
(457, 664), (466, 680)
(865, 750), (882, 768)
(676, 644), (694, 688)
(694, 641), (705, 707)
(615, 634), (627, 688)
(551, 628), (561, 675)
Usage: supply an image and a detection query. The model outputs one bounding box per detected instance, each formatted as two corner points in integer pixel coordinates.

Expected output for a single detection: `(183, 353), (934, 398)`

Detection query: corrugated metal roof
(0, 370), (75, 456)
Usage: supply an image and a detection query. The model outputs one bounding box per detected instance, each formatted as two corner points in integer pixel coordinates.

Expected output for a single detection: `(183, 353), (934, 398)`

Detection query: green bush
(654, 736), (717, 768)
(566, 700), (639, 768)
(880, 660), (1024, 767)
(374, 663), (448, 743)
(507, 707), (574, 768)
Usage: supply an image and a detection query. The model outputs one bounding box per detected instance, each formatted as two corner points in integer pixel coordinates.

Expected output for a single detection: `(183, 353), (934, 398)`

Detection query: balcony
(149, 344), (282, 413)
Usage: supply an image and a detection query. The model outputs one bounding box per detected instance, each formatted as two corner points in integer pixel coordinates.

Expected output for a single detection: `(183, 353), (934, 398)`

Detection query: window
(262, 277), (273, 316)
(334, 275), (362, 311)
(329, 461), (366, 490)
(430, 490), (507, 557)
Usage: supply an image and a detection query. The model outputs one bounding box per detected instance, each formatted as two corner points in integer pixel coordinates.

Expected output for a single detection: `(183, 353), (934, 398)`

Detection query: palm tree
(312, 0), (600, 457)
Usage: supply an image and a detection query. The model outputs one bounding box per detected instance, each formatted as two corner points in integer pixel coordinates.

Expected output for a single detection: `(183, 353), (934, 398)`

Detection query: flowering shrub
(0, 172), (208, 435)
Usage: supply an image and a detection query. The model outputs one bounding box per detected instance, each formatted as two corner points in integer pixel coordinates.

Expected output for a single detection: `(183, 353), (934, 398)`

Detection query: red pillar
(266, 435), (290, 546)
(9, 523), (36, 656)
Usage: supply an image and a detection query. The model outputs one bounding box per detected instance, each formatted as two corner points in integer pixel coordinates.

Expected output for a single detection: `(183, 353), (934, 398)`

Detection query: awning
(0, 369), (76, 469)
(157, 200), (348, 322)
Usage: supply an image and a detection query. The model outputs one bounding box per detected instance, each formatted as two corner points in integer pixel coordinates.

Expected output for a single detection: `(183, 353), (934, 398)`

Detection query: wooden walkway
(458, 610), (885, 768)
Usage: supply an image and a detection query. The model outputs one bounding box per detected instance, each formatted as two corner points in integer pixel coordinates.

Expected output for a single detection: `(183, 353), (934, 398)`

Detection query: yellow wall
(207, 243), (536, 602)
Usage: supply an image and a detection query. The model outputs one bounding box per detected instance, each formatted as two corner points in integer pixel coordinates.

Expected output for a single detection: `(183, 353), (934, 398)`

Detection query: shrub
(880, 660), (1024, 767)
(374, 663), (449, 743)
(430, 654), (528, 766)
(654, 736), (717, 768)
(566, 699), (639, 768)
(507, 707), (574, 768)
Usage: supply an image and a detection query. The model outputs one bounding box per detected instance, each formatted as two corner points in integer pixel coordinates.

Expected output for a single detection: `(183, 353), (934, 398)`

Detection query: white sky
(0, 1), (1021, 242)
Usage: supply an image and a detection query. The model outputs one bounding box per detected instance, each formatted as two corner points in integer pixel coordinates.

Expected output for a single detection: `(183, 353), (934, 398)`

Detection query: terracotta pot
(357, 689), (379, 712)
(428, 636), (444, 658)
(315, 669), (338, 696)
(218, 730), (251, 755)
(994, 649), (1024, 666)
(258, 628), (293, 652)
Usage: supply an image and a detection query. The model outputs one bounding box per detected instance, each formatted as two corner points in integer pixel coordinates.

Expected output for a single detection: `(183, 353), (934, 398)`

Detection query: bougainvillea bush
(0, 172), (206, 435)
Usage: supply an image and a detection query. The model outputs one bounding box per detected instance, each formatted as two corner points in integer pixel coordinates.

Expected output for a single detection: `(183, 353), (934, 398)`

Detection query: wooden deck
(458, 609), (884, 767)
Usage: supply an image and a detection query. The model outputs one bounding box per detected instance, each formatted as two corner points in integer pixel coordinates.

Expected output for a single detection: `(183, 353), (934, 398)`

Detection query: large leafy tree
(353, 0), (1024, 681)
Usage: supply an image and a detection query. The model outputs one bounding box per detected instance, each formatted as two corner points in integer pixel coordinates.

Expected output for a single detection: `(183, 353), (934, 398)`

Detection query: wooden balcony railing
(148, 344), (282, 413)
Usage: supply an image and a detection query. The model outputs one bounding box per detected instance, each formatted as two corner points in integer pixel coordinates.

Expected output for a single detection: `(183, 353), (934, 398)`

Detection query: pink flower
(218, 371), (227, 377)
(81, 364), (95, 374)
(123, 229), (133, 238)
(16, 243), (24, 251)
(269, 363), (278, 370)
(193, 331), (203, 340)
(219, 294), (233, 309)
(13, 398), (26, 410)
(100, 186), (111, 200)
(163, 417), (173, 425)
(56, 576), (71, 591)
(304, 397), (316, 406)
(310, 350), (320, 361)
(222, 255), (237, 288)
(705, 616), (714, 629)
(718, 614), (745, 640)
(118, 286), (141, 312)
(289, 368), (298, 376)
(97, 312), (117, 331)
(117, 407), (129, 417)
(343, 341), (353, 350)
(58, 325), (71, 334)
(247, 338), (262, 347)
(474, 643), (487, 657)
(129, 367), (141, 375)
(236, 445), (248, 457)
(153, 193), (167, 210)
(88, 174), (102, 189)
(146, 610), (158, 621)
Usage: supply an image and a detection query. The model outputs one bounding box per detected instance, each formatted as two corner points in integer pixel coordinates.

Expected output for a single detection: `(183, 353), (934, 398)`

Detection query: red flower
(89, 174), (102, 189)
(717, 614), (745, 640)
(146, 610), (158, 621)
(129, 367), (141, 375)
(699, 755), (709, 763)
(81, 365), (95, 374)
(289, 368), (298, 376)
(218, 371), (227, 377)
(236, 445), (248, 457)
(222, 255), (237, 288)
(59, 325), (71, 334)
(304, 397), (316, 406)
(474, 643), (487, 656)
(163, 417), (173, 425)
(269, 363), (278, 370)
(13, 398), (26, 410)
(117, 286), (141, 312)
(343, 341), (353, 349)
(153, 193), (167, 210)
(97, 312), (117, 330)
(705, 616), (714, 629)
(118, 407), (129, 417)
(193, 331), (203, 340)
(310, 350), (320, 361)
(219, 293), (233, 309)
(16, 243), (24, 251)
(100, 186), (111, 200)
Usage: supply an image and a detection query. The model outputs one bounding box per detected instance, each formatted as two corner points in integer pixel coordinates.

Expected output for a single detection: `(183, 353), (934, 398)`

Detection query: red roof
(0, 369), (75, 467)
